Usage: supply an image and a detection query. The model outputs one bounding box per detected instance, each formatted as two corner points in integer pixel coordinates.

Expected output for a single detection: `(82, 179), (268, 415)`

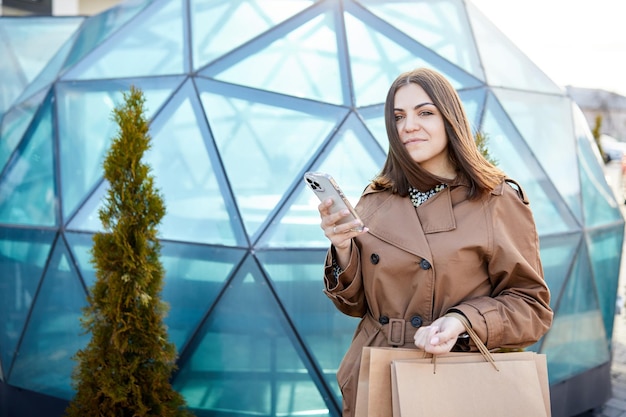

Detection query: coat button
(420, 259), (431, 270)
(379, 315), (389, 325)
(371, 253), (380, 264)
(410, 316), (423, 328)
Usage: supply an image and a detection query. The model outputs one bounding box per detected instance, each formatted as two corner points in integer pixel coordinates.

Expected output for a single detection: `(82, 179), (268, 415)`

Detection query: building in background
(567, 86), (626, 142)
(0, 1), (624, 416)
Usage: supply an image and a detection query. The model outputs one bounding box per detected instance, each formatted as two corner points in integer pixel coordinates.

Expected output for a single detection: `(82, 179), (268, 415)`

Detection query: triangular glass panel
(60, 0), (152, 77)
(14, 37), (75, 106)
(587, 227), (624, 343)
(358, 0), (484, 80)
(575, 105), (624, 227)
(256, 249), (361, 402)
(0, 17), (82, 115)
(539, 233), (581, 311)
(0, 227), (55, 379)
(0, 87), (49, 173)
(191, 0), (314, 70)
(257, 112), (385, 248)
(146, 80), (244, 246)
(56, 76), (183, 222)
(197, 78), (347, 240)
(72, 5), (152, 69)
(540, 244), (610, 384)
(481, 92), (578, 236)
(159, 242), (246, 351)
(64, 231), (97, 289)
(466, 2), (562, 94)
(493, 89), (582, 223)
(0, 92), (57, 226)
(202, 3), (345, 105)
(62, 0), (186, 80)
(7, 238), (89, 400)
(343, 2), (483, 107)
(173, 255), (333, 415)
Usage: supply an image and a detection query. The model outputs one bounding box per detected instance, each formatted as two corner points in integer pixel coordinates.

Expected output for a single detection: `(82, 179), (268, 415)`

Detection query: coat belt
(364, 314), (426, 347)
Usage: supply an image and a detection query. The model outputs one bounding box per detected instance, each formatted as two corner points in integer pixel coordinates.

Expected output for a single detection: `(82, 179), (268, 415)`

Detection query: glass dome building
(0, 0), (623, 416)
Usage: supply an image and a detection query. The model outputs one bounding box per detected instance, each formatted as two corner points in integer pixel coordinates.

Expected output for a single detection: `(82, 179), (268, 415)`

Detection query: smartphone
(303, 171), (364, 232)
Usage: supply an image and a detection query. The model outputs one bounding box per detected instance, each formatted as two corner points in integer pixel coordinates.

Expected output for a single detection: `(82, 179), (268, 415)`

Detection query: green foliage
(591, 114), (606, 162)
(66, 86), (194, 417)
(475, 130), (498, 166)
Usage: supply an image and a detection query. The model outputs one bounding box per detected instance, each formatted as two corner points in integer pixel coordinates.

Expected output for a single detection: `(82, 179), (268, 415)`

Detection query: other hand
(413, 315), (466, 355)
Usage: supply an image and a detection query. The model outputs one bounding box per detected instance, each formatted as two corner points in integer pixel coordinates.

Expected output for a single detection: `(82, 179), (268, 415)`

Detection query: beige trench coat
(323, 179), (553, 417)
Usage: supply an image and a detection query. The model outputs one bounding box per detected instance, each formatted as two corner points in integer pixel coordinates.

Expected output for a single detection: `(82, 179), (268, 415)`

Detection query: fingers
(318, 199), (367, 248)
(414, 323), (458, 355)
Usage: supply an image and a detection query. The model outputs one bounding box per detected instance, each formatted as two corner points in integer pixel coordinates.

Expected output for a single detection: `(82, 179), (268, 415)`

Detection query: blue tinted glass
(458, 88), (487, 134)
(208, 10), (344, 104)
(64, 0), (171, 79)
(148, 84), (244, 245)
(159, 243), (245, 350)
(481, 94), (576, 235)
(259, 113), (385, 248)
(61, 0), (151, 75)
(65, 181), (106, 234)
(8, 240), (88, 400)
(539, 234), (580, 310)
(0, 94), (56, 226)
(541, 245), (610, 384)
(199, 84), (344, 240)
(360, 0), (484, 79)
(0, 88), (48, 172)
(257, 249), (360, 402)
(343, 6), (482, 107)
(64, 232), (97, 288)
(0, 17), (82, 114)
(359, 104), (387, 153)
(576, 109), (624, 227)
(191, 0), (313, 70)
(587, 228), (624, 342)
(494, 89), (582, 222)
(0, 228), (54, 377)
(56, 78), (181, 221)
(174, 256), (331, 415)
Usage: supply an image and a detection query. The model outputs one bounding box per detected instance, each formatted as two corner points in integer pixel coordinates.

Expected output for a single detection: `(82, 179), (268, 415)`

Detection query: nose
(403, 114), (421, 132)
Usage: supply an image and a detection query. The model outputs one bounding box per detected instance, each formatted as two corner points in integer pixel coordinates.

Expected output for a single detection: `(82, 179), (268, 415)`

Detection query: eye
(394, 113), (404, 122)
(419, 110), (434, 117)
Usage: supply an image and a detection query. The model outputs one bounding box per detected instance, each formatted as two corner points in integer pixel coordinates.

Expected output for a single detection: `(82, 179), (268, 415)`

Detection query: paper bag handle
(442, 312), (499, 371)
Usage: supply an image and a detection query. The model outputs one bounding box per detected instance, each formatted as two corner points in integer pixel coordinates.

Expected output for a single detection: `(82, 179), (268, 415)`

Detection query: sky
(470, 0), (626, 96)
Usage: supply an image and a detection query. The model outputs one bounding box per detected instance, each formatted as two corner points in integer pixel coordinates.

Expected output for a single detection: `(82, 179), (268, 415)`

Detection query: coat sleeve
(322, 244), (367, 317)
(450, 181), (553, 349)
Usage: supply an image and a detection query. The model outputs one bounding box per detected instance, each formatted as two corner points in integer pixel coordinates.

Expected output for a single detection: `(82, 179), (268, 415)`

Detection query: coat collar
(357, 186), (457, 258)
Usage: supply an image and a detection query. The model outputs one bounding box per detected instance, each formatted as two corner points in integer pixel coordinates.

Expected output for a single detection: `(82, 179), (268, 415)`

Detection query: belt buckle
(387, 318), (405, 346)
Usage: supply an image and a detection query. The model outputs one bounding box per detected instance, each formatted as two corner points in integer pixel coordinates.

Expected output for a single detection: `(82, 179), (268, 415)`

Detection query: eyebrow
(393, 102), (436, 112)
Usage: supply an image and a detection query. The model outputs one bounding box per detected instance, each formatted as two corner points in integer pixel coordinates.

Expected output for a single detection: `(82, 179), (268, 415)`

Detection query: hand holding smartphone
(303, 171), (364, 232)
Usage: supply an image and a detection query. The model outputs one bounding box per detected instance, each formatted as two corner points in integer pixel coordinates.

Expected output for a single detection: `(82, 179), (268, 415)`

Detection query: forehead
(393, 83), (432, 107)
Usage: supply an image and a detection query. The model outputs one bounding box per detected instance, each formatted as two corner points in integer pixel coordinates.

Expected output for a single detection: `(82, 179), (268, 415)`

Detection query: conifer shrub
(66, 86), (194, 417)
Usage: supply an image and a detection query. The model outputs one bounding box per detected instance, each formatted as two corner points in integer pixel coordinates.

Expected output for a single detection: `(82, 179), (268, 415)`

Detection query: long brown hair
(373, 67), (504, 199)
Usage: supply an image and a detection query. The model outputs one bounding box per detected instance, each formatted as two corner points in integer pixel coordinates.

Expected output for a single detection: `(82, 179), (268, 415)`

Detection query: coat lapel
(356, 187), (457, 258)
(357, 191), (423, 256)
(416, 186), (456, 233)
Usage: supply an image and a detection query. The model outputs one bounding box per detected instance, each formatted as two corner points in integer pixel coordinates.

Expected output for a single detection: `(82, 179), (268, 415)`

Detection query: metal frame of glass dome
(0, 0), (624, 416)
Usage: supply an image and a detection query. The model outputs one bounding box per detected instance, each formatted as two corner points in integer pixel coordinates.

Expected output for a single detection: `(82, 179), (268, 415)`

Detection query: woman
(317, 67), (553, 416)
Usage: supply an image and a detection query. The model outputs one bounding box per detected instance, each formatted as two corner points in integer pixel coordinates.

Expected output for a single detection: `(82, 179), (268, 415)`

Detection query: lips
(403, 138), (426, 145)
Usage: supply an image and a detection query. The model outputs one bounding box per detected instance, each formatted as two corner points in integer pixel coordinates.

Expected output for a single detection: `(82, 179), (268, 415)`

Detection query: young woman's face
(394, 83), (455, 179)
